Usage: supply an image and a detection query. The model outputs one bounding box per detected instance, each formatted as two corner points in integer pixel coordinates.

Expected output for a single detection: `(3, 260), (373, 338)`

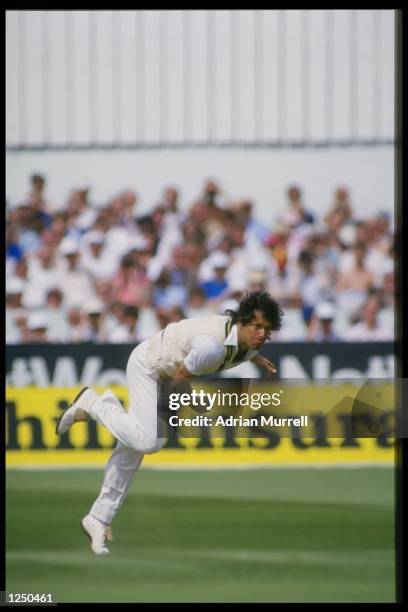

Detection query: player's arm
(171, 335), (222, 380)
(251, 354), (277, 375)
(172, 362), (194, 379)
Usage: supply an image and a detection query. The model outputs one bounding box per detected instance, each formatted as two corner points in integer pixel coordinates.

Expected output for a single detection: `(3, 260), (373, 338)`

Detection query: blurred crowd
(6, 174), (394, 344)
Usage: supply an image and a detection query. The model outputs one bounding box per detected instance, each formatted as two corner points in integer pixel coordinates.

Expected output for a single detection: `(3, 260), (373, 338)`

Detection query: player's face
(237, 310), (273, 350)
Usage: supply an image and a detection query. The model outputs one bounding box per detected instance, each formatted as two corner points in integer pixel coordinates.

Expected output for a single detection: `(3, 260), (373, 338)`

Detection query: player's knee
(141, 435), (167, 455)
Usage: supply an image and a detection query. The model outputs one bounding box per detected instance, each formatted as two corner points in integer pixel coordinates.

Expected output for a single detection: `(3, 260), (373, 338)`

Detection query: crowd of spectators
(6, 173), (394, 344)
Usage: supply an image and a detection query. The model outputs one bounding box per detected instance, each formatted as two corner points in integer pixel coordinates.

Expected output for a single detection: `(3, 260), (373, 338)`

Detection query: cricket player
(56, 291), (284, 554)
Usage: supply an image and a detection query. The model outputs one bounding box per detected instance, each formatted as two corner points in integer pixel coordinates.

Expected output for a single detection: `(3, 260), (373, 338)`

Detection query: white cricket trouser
(89, 340), (167, 524)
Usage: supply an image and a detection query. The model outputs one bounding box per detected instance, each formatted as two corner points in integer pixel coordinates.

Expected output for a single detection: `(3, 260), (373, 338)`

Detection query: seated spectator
(185, 287), (215, 318)
(25, 172), (57, 215)
(324, 186), (353, 233)
(26, 312), (50, 343)
(286, 250), (332, 324)
(81, 230), (116, 281)
(107, 306), (140, 343)
(42, 288), (70, 342)
(95, 279), (115, 310)
(24, 245), (59, 308)
(280, 185), (315, 229)
(63, 308), (86, 343)
(337, 242), (374, 320)
(81, 300), (108, 343)
(5, 174), (395, 345)
(112, 254), (151, 307)
(56, 237), (96, 309)
(346, 295), (393, 341)
(199, 252), (230, 299)
(153, 268), (189, 309)
(6, 221), (24, 266)
(6, 278), (28, 343)
(307, 302), (342, 342)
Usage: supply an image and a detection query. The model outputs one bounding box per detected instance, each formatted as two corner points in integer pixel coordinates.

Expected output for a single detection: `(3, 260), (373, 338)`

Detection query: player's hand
(252, 355), (277, 375)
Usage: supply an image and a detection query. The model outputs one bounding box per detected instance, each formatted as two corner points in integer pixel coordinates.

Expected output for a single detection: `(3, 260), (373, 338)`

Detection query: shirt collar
(224, 322), (238, 347)
(224, 321), (258, 359)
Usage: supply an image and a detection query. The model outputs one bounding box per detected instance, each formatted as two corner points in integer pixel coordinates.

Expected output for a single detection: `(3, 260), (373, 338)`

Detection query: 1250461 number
(8, 593), (54, 603)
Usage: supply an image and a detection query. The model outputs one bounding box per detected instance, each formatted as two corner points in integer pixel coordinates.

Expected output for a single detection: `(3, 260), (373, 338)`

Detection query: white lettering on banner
(53, 358), (79, 387)
(8, 359), (33, 386)
(28, 358), (50, 387)
(280, 356), (309, 379)
(5, 352), (395, 387)
(81, 357), (103, 385)
(280, 354), (395, 380)
(332, 369), (364, 379)
(366, 356), (394, 378)
(313, 356), (330, 378)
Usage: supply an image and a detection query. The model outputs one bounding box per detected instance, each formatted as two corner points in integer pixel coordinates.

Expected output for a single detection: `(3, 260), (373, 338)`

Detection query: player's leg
(57, 341), (167, 453)
(88, 441), (144, 525)
(81, 440), (144, 554)
(80, 342), (167, 554)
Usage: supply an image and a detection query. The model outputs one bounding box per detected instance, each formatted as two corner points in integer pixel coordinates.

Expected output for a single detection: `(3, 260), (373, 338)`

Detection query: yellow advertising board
(5, 387), (394, 468)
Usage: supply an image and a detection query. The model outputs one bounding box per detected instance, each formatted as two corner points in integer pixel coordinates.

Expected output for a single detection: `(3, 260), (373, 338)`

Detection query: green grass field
(6, 467), (395, 603)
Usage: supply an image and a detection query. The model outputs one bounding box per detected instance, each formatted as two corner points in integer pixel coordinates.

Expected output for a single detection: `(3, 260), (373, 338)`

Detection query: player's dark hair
(225, 291), (284, 331)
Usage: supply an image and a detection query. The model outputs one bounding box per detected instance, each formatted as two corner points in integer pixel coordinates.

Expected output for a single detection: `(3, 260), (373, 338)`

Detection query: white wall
(6, 10), (395, 147)
(6, 146), (394, 224)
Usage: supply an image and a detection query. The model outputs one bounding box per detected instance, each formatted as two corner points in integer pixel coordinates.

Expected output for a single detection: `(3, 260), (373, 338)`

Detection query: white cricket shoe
(81, 514), (113, 555)
(55, 387), (98, 435)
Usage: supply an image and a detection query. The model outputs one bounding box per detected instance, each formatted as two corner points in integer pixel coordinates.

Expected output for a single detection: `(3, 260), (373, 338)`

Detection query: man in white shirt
(80, 231), (116, 281)
(56, 237), (97, 309)
(56, 291), (283, 555)
(346, 295), (393, 341)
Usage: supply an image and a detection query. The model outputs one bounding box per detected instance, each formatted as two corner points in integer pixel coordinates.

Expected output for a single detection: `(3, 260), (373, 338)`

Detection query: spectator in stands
(24, 173), (53, 229)
(6, 278), (28, 343)
(81, 300), (107, 343)
(200, 252), (230, 300)
(6, 278), (25, 311)
(233, 199), (271, 243)
(95, 279), (116, 310)
(380, 270), (395, 310)
(185, 287), (214, 318)
(161, 185), (182, 217)
(9, 202), (42, 254)
(202, 178), (225, 208)
(27, 173), (46, 205)
(26, 173), (56, 214)
(153, 268), (189, 309)
(112, 253), (151, 307)
(337, 242), (374, 320)
(307, 302), (341, 342)
(346, 294), (393, 341)
(280, 185), (314, 229)
(24, 245), (58, 309)
(5, 174), (395, 344)
(56, 237), (96, 309)
(107, 305), (140, 343)
(81, 230), (116, 281)
(26, 312), (50, 343)
(64, 308), (86, 343)
(41, 212), (68, 249)
(6, 221), (24, 267)
(287, 250), (331, 324)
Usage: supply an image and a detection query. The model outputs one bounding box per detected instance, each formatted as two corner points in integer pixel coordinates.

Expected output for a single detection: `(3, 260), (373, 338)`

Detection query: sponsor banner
(6, 342), (395, 387)
(6, 387), (394, 467)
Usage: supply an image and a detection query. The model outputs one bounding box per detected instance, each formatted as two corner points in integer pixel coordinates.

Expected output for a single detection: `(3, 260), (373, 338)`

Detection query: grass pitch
(6, 467), (395, 603)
